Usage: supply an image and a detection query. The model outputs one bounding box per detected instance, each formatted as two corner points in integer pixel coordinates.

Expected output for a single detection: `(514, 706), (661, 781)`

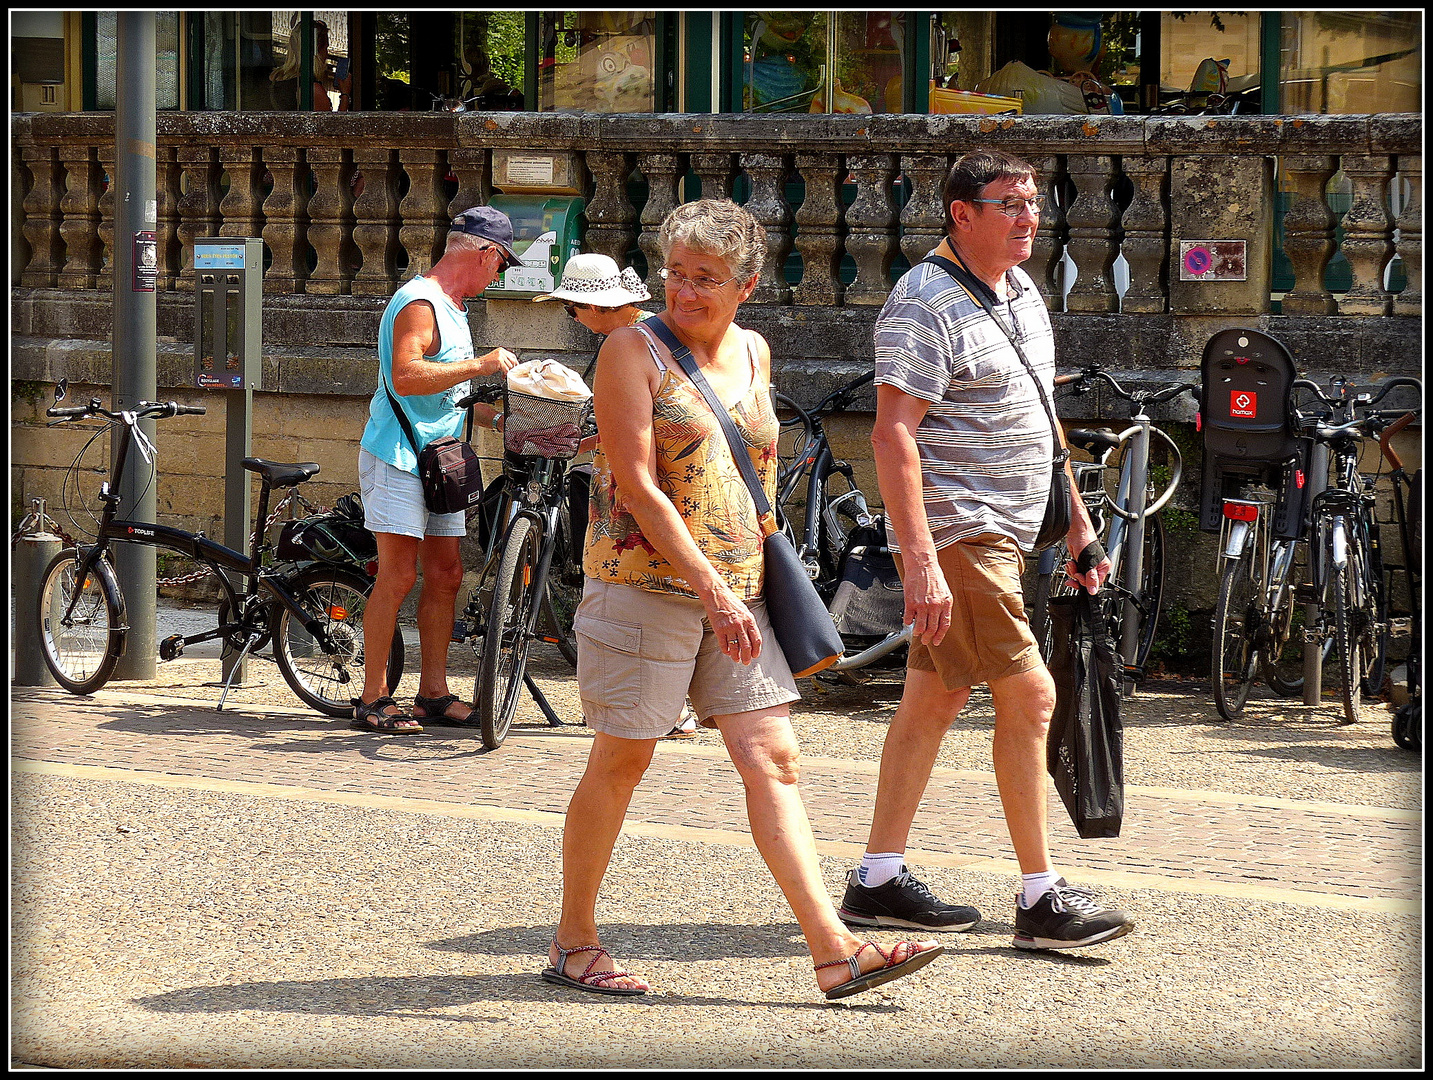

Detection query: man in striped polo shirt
(836, 151), (1135, 951)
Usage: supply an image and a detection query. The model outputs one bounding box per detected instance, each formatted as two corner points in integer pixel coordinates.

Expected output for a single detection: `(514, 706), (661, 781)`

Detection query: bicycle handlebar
(46, 399), (206, 422)
(1057, 366), (1198, 405)
(453, 385), (505, 410)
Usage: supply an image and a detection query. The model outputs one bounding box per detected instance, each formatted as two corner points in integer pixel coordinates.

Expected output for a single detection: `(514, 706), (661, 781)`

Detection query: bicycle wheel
(477, 515), (541, 749)
(1260, 539), (1308, 697)
(1212, 552), (1260, 720)
(1361, 522), (1389, 697)
(35, 549), (124, 694)
(1113, 512), (1165, 679)
(542, 499), (582, 668)
(1334, 535), (1385, 724)
(273, 564), (403, 718)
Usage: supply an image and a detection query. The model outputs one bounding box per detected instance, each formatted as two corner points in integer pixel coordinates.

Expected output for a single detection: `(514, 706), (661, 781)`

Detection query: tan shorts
(896, 533), (1043, 691)
(574, 578), (801, 740)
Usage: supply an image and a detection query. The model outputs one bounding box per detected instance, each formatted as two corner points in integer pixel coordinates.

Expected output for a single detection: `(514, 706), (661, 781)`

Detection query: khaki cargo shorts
(896, 532), (1043, 691)
(574, 578), (800, 740)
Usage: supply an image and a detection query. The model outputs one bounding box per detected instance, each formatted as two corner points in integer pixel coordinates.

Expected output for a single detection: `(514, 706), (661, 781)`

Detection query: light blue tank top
(360, 275), (475, 475)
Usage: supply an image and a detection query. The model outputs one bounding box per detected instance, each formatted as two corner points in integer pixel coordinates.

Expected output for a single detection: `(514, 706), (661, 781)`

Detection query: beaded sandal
(816, 940), (944, 1001)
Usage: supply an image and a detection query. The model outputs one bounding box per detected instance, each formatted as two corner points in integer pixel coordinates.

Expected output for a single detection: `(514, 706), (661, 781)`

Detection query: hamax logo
(1229, 390), (1257, 419)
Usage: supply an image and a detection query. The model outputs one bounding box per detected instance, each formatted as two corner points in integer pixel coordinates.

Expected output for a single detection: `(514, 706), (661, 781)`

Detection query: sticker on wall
(1179, 240), (1247, 281)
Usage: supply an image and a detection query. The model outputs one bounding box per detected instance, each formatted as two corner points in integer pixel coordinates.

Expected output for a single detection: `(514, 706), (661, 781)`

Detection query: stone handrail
(12, 110), (1422, 317)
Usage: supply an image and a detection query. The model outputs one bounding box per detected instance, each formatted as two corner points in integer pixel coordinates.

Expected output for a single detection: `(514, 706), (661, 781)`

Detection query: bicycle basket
(503, 389), (589, 459)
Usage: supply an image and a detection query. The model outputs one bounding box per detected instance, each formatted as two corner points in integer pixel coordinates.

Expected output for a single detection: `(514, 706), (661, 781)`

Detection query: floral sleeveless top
(583, 323), (780, 600)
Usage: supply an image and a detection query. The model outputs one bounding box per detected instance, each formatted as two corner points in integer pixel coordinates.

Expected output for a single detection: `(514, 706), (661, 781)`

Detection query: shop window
(1279, 12), (1420, 114)
(265, 11), (351, 111)
(743, 12), (907, 114)
(93, 12), (181, 109)
(1159, 13), (1261, 107)
(456, 12), (525, 110)
(537, 12), (657, 113)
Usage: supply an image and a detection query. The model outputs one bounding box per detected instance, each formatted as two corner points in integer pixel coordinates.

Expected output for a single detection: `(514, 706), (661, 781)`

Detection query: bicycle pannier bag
(644, 318), (843, 678)
(830, 519), (906, 639)
(1046, 591), (1124, 838)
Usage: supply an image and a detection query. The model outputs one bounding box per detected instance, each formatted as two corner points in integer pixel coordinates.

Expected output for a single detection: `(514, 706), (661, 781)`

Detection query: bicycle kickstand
(523, 673), (565, 727)
(215, 634), (261, 712)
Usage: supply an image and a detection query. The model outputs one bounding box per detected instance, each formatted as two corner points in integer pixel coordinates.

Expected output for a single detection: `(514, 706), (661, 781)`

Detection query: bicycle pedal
(159, 635), (185, 661)
(1294, 583), (1319, 603)
(451, 619), (469, 642)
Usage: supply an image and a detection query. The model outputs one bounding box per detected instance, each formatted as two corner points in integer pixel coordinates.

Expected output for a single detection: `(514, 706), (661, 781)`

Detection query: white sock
(1020, 870), (1061, 908)
(858, 852), (906, 888)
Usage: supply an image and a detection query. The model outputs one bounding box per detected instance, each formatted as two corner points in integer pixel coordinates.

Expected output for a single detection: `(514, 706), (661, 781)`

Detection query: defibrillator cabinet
(480, 194), (586, 300)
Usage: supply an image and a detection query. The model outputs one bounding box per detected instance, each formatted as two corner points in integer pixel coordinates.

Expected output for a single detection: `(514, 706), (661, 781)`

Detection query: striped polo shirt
(873, 259), (1055, 553)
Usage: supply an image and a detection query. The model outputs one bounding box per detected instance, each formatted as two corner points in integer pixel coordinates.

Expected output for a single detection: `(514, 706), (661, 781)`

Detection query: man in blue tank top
(355, 206), (521, 733)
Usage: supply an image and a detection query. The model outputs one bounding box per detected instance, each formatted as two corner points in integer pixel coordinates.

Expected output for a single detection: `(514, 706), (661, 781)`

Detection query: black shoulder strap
(924, 253), (1067, 465)
(381, 362), (475, 454)
(643, 317), (772, 520)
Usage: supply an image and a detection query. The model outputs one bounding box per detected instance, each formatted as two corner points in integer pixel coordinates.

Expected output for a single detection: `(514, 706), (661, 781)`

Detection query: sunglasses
(562, 302), (595, 318)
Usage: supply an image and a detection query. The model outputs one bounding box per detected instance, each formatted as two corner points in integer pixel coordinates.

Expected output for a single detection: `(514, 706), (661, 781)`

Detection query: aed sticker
(1230, 389), (1258, 418)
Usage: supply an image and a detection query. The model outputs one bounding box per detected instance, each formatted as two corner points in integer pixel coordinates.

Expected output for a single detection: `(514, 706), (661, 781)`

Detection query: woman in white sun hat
(535, 251), (652, 339)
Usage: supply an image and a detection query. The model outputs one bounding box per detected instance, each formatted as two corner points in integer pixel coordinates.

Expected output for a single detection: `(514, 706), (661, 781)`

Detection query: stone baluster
(898, 153), (948, 269)
(154, 144), (183, 290)
(57, 144), (102, 289)
(637, 152), (684, 295)
(260, 146), (310, 294)
(398, 149), (451, 280)
(1392, 155), (1420, 317)
(844, 154), (898, 305)
(218, 144), (266, 243)
(691, 151), (736, 202)
(19, 141), (64, 287)
(1063, 153), (1120, 313)
(1336, 154), (1395, 316)
(792, 153), (845, 307)
(447, 147), (489, 221)
(1119, 155), (1168, 314)
(351, 147), (401, 295)
(96, 145), (116, 292)
(740, 151), (793, 304)
(1028, 154), (1066, 310)
(1278, 155), (1339, 316)
(305, 147), (355, 296)
(584, 151), (638, 267)
(175, 145), (221, 281)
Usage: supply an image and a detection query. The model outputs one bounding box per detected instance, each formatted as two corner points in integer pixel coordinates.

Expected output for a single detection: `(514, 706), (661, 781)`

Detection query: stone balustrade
(11, 111), (1421, 318)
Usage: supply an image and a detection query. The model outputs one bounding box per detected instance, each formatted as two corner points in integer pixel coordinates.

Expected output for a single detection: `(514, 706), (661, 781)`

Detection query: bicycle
(773, 370), (912, 678)
(33, 381), (402, 714)
(1028, 366), (1197, 696)
(451, 383), (592, 749)
(1289, 374), (1421, 725)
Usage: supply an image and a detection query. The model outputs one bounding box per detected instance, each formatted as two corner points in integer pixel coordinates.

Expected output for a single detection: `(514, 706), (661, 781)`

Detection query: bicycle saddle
(242, 457), (321, 488)
(1067, 428), (1121, 456)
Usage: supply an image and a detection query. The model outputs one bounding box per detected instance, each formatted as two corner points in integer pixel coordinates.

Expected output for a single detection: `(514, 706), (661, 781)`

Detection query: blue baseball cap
(450, 205), (523, 271)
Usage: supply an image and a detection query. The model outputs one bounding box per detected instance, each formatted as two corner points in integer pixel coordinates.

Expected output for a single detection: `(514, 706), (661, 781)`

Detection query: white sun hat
(533, 252), (650, 307)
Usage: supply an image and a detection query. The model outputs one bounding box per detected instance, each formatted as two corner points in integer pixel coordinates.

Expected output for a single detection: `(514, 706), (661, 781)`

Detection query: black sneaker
(1012, 879), (1134, 950)
(838, 866), (980, 932)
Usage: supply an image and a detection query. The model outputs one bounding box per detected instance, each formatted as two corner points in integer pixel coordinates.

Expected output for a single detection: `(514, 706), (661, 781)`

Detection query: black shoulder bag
(644, 318), (843, 678)
(382, 368), (484, 515)
(923, 253), (1072, 552)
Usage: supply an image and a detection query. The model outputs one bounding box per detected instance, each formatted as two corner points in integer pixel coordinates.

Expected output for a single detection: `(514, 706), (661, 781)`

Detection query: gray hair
(658, 199), (765, 282)
(444, 230), (490, 257)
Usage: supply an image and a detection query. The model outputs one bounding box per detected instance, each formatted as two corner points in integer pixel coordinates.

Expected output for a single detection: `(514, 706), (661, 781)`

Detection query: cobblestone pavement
(9, 637), (1423, 1069)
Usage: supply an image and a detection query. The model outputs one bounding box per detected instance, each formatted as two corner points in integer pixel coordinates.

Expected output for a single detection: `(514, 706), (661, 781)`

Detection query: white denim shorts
(358, 448), (467, 539)
(575, 577), (800, 739)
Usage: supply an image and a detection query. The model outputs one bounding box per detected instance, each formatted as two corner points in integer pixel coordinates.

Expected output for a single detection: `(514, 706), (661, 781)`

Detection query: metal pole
(111, 11), (158, 680)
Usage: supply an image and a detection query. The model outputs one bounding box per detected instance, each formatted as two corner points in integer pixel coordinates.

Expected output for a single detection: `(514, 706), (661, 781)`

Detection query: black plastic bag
(1046, 591), (1124, 838)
